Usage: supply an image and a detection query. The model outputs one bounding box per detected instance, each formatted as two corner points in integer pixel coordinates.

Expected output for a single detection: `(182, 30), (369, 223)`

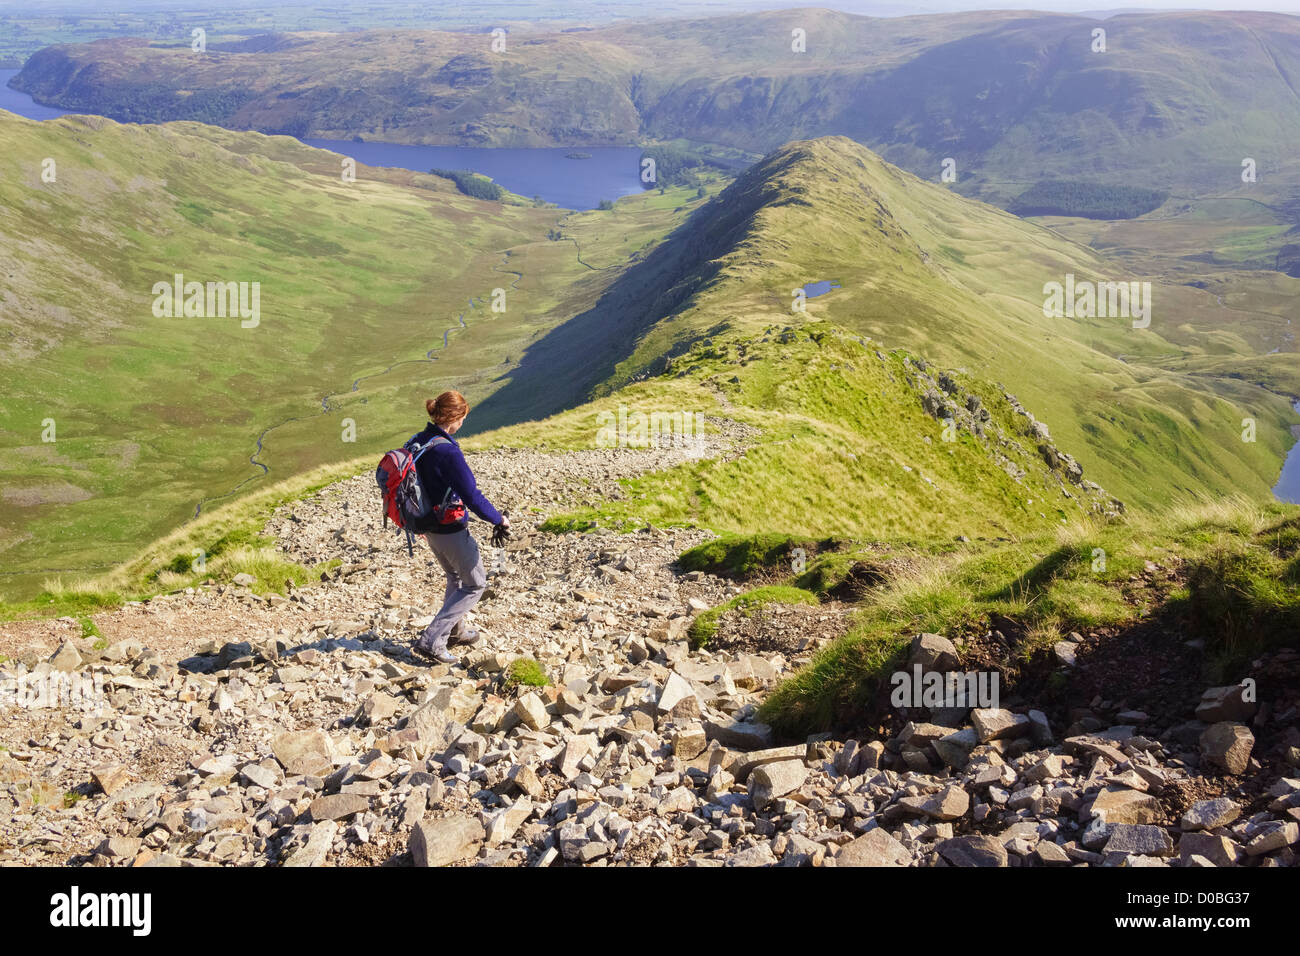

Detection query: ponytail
(427, 390), (469, 426)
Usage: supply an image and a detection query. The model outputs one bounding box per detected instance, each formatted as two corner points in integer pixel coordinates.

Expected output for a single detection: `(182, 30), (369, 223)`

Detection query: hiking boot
(412, 643), (457, 666)
(448, 627), (481, 648)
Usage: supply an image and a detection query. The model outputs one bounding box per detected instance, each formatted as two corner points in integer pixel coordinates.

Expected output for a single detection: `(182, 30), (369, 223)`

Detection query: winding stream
(0, 77), (590, 520)
(192, 253), (527, 516)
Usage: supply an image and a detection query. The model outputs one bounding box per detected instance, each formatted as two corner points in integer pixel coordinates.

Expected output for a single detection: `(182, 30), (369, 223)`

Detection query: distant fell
(15, 9), (1300, 196)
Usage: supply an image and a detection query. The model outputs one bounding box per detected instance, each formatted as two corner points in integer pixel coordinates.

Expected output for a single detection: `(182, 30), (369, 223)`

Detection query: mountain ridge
(478, 134), (1296, 513)
(13, 8), (1300, 198)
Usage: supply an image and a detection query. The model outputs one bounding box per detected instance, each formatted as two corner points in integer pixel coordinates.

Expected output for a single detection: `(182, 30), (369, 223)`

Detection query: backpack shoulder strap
(413, 435), (455, 459)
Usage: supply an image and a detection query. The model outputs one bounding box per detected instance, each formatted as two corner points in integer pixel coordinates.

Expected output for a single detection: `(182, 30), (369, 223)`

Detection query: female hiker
(410, 390), (510, 664)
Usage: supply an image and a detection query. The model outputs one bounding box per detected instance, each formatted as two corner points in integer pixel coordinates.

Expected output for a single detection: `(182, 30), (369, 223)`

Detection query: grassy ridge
(589, 138), (1298, 512)
(531, 325), (1124, 542)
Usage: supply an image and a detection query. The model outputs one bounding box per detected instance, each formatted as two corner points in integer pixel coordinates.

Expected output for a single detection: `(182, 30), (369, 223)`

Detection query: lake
(303, 138), (644, 211)
(0, 68), (69, 120)
(1275, 401), (1300, 505)
(802, 279), (842, 298)
(0, 69), (644, 210)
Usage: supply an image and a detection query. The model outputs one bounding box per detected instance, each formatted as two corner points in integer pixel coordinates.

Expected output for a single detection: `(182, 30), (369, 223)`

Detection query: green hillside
(3, 125), (1295, 614)
(0, 109), (699, 599)
(487, 322), (1126, 541)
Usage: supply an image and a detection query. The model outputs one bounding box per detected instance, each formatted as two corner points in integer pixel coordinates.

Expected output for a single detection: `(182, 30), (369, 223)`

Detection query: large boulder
(748, 760), (808, 811)
(406, 698), (465, 755)
(271, 729), (334, 776)
(1245, 821), (1299, 857)
(429, 684), (481, 724)
(410, 813), (485, 867)
(282, 821), (339, 867)
(48, 641), (82, 673)
(921, 785), (970, 821)
(1089, 787), (1161, 825)
(837, 828), (909, 867)
(971, 708), (1031, 743)
(1179, 797), (1240, 831)
(511, 693), (550, 731)
(1199, 722), (1254, 775)
(704, 719), (773, 750)
(658, 671), (701, 715)
(932, 728), (979, 769)
(729, 745), (807, 784)
(1103, 824), (1175, 857)
(309, 793), (368, 822)
(1195, 685), (1258, 723)
(909, 633), (959, 672)
(937, 835), (1008, 867)
(1178, 832), (1243, 867)
(485, 798), (534, 846)
(896, 721), (954, 749)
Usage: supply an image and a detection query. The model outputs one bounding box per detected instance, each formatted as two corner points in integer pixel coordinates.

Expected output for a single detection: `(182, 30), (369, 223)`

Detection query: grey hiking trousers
(419, 528), (487, 652)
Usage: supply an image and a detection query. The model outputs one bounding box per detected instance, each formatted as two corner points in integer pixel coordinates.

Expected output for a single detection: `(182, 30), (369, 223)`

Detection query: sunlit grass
(758, 499), (1300, 736)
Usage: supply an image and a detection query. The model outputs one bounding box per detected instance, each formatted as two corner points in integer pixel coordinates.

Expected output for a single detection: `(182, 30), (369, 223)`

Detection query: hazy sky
(0, 0), (1296, 14)
(774, 1), (1300, 13)
(903, 2), (1300, 10)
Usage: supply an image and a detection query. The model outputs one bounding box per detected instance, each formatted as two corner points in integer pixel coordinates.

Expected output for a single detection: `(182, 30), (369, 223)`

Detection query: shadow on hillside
(464, 164), (778, 437)
(463, 218), (710, 435)
(979, 545), (1084, 603)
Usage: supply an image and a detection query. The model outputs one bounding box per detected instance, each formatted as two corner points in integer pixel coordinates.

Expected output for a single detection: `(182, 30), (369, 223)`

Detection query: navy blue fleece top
(412, 423), (504, 532)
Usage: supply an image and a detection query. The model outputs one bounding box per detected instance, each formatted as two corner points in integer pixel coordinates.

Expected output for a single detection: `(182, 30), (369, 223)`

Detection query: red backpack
(375, 435), (466, 555)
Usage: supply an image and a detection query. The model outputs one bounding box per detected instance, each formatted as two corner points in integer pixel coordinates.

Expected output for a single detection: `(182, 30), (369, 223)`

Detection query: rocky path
(1, 431), (1297, 867)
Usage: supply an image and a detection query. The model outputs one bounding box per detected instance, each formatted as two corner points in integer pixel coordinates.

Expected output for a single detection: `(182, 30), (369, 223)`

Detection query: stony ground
(1, 429), (1297, 867)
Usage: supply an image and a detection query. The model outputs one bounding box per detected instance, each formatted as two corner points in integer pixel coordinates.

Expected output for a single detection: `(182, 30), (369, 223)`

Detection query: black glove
(491, 522), (511, 548)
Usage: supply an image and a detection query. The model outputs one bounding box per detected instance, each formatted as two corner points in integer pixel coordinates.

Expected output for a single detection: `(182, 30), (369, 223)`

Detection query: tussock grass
(201, 546), (321, 595)
(12, 579), (124, 620)
(689, 584), (821, 648)
(505, 657), (550, 690)
(791, 551), (878, 596)
(1, 455), (367, 620)
(759, 499), (1300, 736)
(677, 533), (823, 579)
(1177, 523), (1300, 676)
